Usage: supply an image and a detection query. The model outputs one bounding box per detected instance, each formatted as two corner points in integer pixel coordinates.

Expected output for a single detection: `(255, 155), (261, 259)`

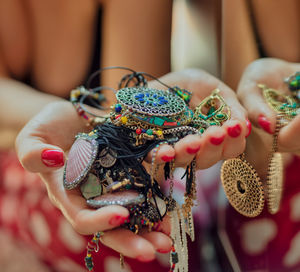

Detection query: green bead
(216, 113), (225, 118)
(200, 128), (205, 133)
(146, 129), (153, 135)
(210, 122), (217, 126)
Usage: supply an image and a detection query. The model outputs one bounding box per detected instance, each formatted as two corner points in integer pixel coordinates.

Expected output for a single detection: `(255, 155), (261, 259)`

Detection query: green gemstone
(146, 129), (153, 135)
(291, 112), (297, 116)
(207, 106), (216, 116)
(153, 117), (165, 126)
(80, 173), (102, 200)
(210, 122), (217, 126)
(200, 128), (205, 133)
(216, 113), (225, 118)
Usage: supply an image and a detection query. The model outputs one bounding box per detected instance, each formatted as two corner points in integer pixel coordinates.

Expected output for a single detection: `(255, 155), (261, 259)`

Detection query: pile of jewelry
(63, 67), (231, 271)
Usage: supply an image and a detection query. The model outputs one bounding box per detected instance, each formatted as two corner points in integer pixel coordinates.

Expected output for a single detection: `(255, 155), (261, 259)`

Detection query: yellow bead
(88, 131), (95, 136)
(156, 130), (163, 136)
(121, 116), (128, 124)
(87, 253), (92, 257)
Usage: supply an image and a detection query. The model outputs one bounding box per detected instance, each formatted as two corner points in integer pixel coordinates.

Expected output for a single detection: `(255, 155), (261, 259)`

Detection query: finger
(195, 126), (226, 169)
(222, 120), (246, 159)
(144, 144), (175, 164)
(278, 114), (300, 151)
(41, 170), (130, 235)
(140, 231), (172, 254)
(16, 101), (89, 173)
(153, 215), (171, 236)
(237, 58), (295, 134)
(173, 134), (202, 167)
(100, 228), (156, 262)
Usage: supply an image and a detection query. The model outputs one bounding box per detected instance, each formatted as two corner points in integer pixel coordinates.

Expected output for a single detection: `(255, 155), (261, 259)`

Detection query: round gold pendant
(266, 152), (283, 214)
(221, 157), (264, 217)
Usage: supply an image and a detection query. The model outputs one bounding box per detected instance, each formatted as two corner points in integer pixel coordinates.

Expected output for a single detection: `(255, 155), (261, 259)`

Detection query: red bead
(115, 114), (122, 119)
(136, 128), (142, 135)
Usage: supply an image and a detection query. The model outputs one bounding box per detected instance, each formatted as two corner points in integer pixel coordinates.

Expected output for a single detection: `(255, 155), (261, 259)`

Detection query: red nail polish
(157, 248), (172, 254)
(136, 255), (154, 262)
(227, 124), (242, 138)
(161, 155), (174, 162)
(109, 215), (128, 226)
(246, 119), (252, 138)
(153, 222), (161, 231)
(41, 149), (64, 167)
(186, 145), (201, 154)
(210, 135), (225, 145)
(258, 115), (273, 134)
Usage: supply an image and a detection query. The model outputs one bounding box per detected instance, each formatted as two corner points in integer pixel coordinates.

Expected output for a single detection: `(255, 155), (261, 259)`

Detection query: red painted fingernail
(136, 255), (154, 262)
(246, 119), (252, 138)
(161, 155), (175, 162)
(258, 115), (273, 134)
(157, 248), (172, 254)
(109, 215), (128, 226)
(153, 222), (161, 231)
(186, 145), (201, 154)
(41, 149), (64, 167)
(210, 135), (225, 145)
(227, 124), (242, 138)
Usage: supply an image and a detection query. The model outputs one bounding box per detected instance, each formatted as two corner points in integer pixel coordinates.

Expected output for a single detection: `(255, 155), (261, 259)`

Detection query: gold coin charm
(266, 152), (283, 214)
(221, 156), (264, 217)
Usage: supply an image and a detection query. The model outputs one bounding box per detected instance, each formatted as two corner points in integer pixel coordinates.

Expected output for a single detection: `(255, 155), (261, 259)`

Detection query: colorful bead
(156, 130), (163, 136)
(115, 104), (122, 113)
(146, 129), (153, 135)
(136, 128), (142, 135)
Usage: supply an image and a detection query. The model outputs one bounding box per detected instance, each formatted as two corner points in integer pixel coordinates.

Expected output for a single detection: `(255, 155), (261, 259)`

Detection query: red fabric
(0, 151), (202, 272)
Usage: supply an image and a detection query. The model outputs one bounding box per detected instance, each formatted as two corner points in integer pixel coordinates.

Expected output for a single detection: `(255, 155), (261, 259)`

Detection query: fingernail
(157, 248), (172, 254)
(153, 222), (161, 231)
(136, 255), (154, 262)
(186, 145), (201, 154)
(41, 149), (64, 167)
(246, 119), (252, 137)
(161, 155), (175, 162)
(109, 215), (128, 226)
(210, 135), (225, 145)
(258, 115), (273, 134)
(227, 124), (242, 138)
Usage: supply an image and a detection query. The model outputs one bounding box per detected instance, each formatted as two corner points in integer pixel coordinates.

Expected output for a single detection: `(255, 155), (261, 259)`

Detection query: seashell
(87, 190), (145, 208)
(150, 196), (167, 217)
(63, 134), (98, 190)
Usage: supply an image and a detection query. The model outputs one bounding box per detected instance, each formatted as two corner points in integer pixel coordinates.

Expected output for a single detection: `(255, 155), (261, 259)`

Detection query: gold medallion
(221, 156), (264, 217)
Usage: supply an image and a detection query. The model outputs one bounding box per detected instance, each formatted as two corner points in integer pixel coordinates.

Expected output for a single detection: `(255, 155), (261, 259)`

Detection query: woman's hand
(15, 69), (249, 260)
(16, 101), (172, 261)
(147, 69), (249, 169)
(237, 58), (300, 177)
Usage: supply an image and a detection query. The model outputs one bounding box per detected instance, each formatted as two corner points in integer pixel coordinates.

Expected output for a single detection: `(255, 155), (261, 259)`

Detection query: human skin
(16, 68), (249, 260)
(237, 58), (300, 180)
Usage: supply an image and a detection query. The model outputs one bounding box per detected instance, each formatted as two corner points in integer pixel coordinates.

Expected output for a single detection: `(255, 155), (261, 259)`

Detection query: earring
(193, 89), (231, 133)
(221, 154), (265, 217)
